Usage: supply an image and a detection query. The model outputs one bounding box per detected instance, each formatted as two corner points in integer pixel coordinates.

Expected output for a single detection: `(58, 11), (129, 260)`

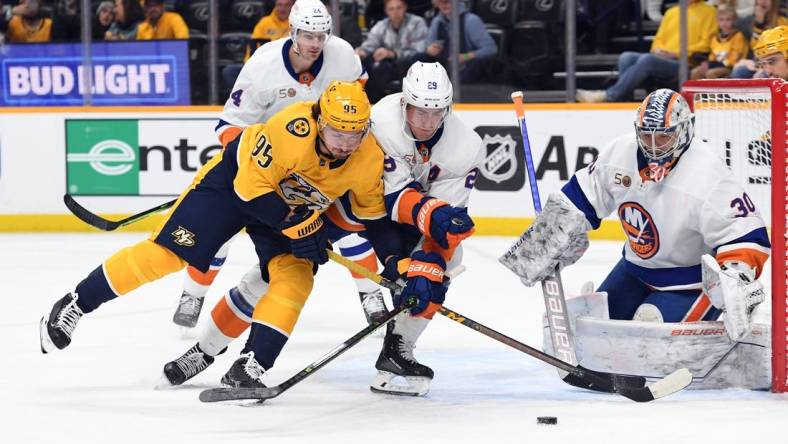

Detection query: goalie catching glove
(499, 193), (591, 286)
(701, 254), (765, 342)
(280, 205), (330, 264)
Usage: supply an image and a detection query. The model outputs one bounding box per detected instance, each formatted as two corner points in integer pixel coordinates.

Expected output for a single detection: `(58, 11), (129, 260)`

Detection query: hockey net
(681, 79), (787, 393)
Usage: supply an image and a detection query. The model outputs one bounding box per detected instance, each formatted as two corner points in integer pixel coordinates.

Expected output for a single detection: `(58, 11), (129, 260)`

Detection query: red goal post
(681, 79), (787, 393)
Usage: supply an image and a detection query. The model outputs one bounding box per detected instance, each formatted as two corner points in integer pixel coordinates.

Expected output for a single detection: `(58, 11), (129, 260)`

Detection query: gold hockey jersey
(232, 101), (386, 221)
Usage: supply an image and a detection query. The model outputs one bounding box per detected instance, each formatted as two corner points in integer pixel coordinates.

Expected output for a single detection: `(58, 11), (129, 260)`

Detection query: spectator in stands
(105, 0), (144, 40)
(93, 2), (115, 41)
(753, 25), (787, 80)
(221, 0), (294, 94)
(50, 0), (81, 42)
(420, 0), (496, 83)
(577, 0), (717, 103)
(136, 0), (188, 40)
(355, 0), (427, 102)
(6, 0), (51, 43)
(691, 3), (748, 79)
(731, 0), (787, 78)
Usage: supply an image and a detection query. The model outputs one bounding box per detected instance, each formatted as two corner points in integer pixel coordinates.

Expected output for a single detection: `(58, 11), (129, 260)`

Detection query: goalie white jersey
(562, 135), (770, 291)
(215, 37), (365, 143)
(370, 93), (484, 218)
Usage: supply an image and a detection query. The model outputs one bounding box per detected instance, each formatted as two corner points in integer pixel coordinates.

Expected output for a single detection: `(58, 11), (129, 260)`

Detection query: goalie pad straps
(701, 254), (765, 342)
(499, 192), (591, 286)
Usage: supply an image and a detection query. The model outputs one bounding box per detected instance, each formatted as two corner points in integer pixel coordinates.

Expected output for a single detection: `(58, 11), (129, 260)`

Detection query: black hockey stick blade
(63, 195), (176, 231)
(199, 301), (413, 403)
(562, 367), (646, 393)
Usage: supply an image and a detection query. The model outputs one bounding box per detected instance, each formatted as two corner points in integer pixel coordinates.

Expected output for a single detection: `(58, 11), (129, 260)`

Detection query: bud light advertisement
(0, 40), (190, 106)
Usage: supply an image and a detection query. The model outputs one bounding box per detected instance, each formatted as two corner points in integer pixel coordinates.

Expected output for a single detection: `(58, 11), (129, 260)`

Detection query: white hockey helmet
(634, 88), (694, 180)
(402, 62), (453, 110)
(289, 0), (333, 39)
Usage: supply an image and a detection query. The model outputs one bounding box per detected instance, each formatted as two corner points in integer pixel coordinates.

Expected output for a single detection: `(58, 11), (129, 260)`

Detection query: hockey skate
(172, 291), (205, 328)
(370, 325), (433, 396)
(220, 352), (267, 389)
(161, 343), (223, 387)
(40, 293), (84, 354)
(359, 289), (388, 325)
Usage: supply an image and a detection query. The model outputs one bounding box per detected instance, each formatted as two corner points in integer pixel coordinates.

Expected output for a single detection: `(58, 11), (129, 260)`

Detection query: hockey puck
(537, 416), (558, 425)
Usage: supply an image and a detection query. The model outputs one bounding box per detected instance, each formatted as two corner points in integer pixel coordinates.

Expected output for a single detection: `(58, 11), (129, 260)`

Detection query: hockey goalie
(500, 89), (773, 389)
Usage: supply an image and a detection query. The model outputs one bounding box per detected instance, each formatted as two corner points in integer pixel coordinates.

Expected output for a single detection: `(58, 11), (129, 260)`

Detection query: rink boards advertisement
(0, 41), (190, 106)
(0, 104), (639, 235)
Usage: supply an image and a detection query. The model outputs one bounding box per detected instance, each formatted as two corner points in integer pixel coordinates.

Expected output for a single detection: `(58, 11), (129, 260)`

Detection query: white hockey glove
(700, 254), (765, 342)
(499, 193), (591, 286)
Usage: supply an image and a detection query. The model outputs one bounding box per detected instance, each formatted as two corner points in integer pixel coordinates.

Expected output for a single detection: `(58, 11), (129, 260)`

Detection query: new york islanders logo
(618, 202), (659, 259)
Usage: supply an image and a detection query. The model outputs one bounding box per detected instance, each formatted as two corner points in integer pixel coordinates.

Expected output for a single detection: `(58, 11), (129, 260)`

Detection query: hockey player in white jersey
(172, 0), (381, 330)
(160, 63), (481, 390)
(501, 88), (771, 345)
(365, 62), (484, 396)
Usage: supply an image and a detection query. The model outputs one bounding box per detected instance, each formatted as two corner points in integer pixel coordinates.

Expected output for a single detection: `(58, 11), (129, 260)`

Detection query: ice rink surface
(2, 233), (787, 444)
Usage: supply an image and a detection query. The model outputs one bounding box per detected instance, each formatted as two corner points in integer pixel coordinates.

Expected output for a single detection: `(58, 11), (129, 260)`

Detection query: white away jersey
(563, 135), (770, 290)
(216, 37), (364, 140)
(370, 93), (484, 221)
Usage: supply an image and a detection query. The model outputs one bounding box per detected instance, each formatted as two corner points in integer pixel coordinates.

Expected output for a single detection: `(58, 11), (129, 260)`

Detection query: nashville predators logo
(618, 202), (659, 259)
(171, 226), (196, 247)
(287, 118), (310, 138)
(279, 174), (330, 210)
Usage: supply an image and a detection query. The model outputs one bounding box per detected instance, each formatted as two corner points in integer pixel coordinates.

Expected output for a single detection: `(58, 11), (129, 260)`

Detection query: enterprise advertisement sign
(0, 40), (190, 106)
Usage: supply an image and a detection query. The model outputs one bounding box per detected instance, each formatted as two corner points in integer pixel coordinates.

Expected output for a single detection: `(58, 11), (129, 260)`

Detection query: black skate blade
(369, 386), (421, 397)
(199, 386), (282, 402)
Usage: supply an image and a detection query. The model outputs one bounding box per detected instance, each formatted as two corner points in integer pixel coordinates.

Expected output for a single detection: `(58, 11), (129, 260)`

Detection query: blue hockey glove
(399, 251), (447, 318)
(413, 199), (475, 250)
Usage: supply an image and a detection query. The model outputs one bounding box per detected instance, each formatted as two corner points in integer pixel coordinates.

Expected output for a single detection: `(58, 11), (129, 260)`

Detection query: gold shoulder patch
(286, 118), (311, 138)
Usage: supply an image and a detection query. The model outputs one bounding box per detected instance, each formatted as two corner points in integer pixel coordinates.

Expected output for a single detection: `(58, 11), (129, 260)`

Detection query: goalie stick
(63, 195), (176, 231)
(327, 251), (692, 401)
(199, 297), (414, 403)
(510, 91), (579, 383)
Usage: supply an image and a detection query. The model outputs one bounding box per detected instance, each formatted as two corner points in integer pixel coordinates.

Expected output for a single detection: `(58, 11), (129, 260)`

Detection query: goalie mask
(634, 89), (694, 182)
(289, 0), (332, 54)
(401, 62), (453, 141)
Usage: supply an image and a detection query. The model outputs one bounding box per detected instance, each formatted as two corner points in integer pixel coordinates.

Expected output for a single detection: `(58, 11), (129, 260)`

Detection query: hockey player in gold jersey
(40, 81), (405, 387)
(754, 25), (788, 80)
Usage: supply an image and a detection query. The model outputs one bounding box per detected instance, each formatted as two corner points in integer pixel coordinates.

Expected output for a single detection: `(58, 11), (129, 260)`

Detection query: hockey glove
(399, 251), (447, 319)
(499, 192), (590, 286)
(701, 254), (765, 341)
(413, 197), (475, 250)
(280, 206), (329, 265)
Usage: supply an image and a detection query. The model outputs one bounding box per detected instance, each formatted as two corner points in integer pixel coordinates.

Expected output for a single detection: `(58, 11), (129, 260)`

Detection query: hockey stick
(327, 251), (693, 401)
(63, 195), (176, 231)
(510, 91), (579, 382)
(199, 298), (414, 403)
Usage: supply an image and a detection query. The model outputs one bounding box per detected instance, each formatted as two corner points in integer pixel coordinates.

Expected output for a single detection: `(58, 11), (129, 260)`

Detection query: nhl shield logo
(473, 126), (525, 192)
(481, 134), (518, 183)
(618, 202), (659, 259)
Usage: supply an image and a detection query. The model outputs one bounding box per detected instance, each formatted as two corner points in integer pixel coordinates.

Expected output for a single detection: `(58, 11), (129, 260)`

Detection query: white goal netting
(682, 79), (787, 393)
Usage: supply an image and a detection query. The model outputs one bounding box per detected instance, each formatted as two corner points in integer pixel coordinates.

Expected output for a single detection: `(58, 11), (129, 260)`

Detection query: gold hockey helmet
(754, 25), (788, 59)
(318, 80), (371, 133)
